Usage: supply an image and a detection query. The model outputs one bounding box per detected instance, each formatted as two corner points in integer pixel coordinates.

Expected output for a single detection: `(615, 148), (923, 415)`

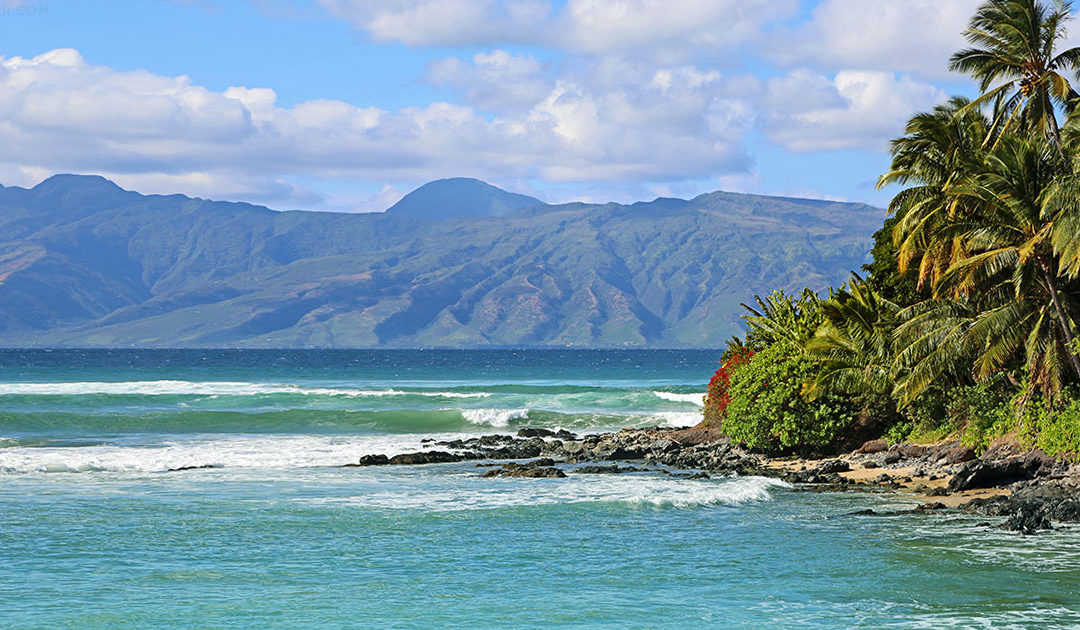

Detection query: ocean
(0, 349), (1077, 628)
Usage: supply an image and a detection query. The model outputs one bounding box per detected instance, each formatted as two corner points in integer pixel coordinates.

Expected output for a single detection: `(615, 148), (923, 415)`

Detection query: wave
(0, 406), (658, 435)
(0, 381), (491, 399)
(0, 434), (445, 473)
(0, 383), (707, 430)
(651, 391), (705, 406)
(0, 429), (789, 512)
(459, 408), (531, 427)
(618, 475), (788, 508)
(294, 475), (790, 511)
(648, 412), (703, 428)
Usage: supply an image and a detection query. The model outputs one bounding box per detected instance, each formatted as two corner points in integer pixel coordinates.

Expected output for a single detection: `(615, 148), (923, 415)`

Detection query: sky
(0, 0), (1008, 212)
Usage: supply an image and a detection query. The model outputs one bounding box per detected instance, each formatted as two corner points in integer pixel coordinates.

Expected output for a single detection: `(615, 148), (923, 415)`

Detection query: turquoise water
(1, 350), (1078, 628)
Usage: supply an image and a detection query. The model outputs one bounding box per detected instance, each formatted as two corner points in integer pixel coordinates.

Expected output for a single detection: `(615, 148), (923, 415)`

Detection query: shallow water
(1, 350), (1077, 628)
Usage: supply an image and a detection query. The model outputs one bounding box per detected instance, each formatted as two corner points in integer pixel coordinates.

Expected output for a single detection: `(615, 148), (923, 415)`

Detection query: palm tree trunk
(1038, 256), (1080, 379)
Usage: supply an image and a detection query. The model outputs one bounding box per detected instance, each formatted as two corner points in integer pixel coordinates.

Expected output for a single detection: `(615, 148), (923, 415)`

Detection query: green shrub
(723, 342), (855, 450)
(884, 420), (915, 444)
(889, 388), (947, 444)
(890, 381), (1013, 448)
(1018, 391), (1080, 461)
(949, 382), (1012, 451)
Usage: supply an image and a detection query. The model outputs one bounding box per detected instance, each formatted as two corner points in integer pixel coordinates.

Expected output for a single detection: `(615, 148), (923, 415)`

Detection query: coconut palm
(892, 300), (980, 406)
(802, 275), (899, 402)
(949, 0), (1080, 145)
(933, 132), (1080, 392)
(1045, 117), (1080, 277)
(877, 97), (995, 292)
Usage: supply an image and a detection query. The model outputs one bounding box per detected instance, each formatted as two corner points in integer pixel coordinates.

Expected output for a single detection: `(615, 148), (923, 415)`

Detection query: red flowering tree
(702, 347), (754, 427)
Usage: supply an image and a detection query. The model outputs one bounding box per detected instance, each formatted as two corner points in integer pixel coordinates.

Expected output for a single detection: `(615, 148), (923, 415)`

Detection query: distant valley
(0, 175), (883, 348)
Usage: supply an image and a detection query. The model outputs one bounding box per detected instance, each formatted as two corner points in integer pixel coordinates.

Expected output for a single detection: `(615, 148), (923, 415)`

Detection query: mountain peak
(386, 178), (546, 220)
(32, 174), (127, 196)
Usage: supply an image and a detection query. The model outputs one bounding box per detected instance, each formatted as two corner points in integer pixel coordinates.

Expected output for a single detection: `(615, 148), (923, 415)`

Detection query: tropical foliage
(722, 342), (855, 450)
(702, 346), (754, 427)
(709, 0), (1080, 459)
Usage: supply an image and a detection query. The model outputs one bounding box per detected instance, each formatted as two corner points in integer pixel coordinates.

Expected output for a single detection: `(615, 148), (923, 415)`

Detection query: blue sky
(0, 0), (997, 211)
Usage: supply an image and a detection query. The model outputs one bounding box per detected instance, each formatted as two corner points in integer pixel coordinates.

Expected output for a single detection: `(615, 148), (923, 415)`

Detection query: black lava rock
(574, 464), (646, 474)
(947, 455), (1046, 492)
(482, 460), (567, 478)
(1001, 502), (1053, 534)
(815, 459), (851, 475)
(517, 428), (556, 438)
(388, 451), (463, 465)
(345, 454), (390, 467)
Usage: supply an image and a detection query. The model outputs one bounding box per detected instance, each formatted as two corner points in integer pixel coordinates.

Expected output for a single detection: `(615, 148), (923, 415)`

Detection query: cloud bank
(0, 0), (986, 209)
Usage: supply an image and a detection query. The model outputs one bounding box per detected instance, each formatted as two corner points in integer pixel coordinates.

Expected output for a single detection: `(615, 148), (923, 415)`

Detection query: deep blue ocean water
(1, 349), (1078, 629)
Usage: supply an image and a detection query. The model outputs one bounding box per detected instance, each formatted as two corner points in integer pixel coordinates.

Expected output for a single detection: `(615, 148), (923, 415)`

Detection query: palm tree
(1046, 117), (1080, 277)
(873, 0), (1080, 406)
(802, 275), (899, 402)
(935, 132), (1080, 392)
(949, 0), (1080, 145)
(877, 97), (993, 292)
(741, 288), (822, 350)
(892, 300), (979, 406)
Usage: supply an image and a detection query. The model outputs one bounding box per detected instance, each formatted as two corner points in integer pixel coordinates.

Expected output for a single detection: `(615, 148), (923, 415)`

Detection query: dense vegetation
(705, 0), (1080, 461)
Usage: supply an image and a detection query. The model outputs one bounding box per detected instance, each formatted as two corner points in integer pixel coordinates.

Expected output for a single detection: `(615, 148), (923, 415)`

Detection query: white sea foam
(297, 475), (789, 511)
(0, 433), (469, 474)
(0, 381), (490, 398)
(459, 408), (530, 427)
(651, 391), (706, 406)
(900, 607), (1080, 629)
(0, 433), (789, 512)
(647, 412), (703, 428)
(615, 475), (787, 508)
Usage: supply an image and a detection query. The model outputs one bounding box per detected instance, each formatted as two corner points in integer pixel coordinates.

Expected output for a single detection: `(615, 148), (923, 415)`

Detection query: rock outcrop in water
(336, 423), (1080, 538)
(959, 478), (1080, 533)
(947, 453), (1051, 492)
(482, 459), (567, 478)
(344, 427), (766, 475)
(340, 426), (1080, 534)
(840, 438), (1080, 533)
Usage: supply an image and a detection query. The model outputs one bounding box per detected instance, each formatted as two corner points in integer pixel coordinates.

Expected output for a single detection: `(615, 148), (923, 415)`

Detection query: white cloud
(0, 49), (755, 208)
(772, 0), (983, 80)
(556, 0), (795, 58)
(311, 0), (961, 173)
(762, 70), (945, 152)
(3, 0), (984, 210)
(516, 60), (755, 181)
(0, 164), (53, 189)
(366, 183), (405, 211)
(104, 171), (328, 208)
(319, 0), (552, 46)
(321, 0), (796, 59)
(427, 50), (551, 111)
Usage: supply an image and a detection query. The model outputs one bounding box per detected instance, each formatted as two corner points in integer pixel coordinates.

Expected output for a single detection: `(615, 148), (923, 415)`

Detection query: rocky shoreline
(345, 426), (1080, 534)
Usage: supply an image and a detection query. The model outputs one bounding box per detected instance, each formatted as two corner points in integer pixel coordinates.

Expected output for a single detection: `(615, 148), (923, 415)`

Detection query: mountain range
(0, 175), (884, 348)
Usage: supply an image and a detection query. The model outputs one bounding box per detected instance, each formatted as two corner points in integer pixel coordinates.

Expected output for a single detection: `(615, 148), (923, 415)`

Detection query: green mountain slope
(0, 175), (883, 347)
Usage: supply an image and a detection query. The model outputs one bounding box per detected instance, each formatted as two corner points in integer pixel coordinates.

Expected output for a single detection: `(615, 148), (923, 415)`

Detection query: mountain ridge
(0, 175), (884, 348)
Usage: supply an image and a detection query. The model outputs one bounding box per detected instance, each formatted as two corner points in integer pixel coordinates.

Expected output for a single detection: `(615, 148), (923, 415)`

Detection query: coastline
(350, 424), (1080, 533)
(761, 453), (1008, 508)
